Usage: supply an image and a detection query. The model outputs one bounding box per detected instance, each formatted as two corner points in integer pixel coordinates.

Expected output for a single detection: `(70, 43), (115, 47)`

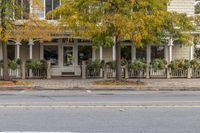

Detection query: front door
(63, 46), (73, 66)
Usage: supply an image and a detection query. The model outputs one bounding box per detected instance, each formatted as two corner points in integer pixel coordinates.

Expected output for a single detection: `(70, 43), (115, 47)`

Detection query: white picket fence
(128, 69), (146, 78)
(171, 69), (188, 78)
(107, 67), (125, 78)
(192, 69), (200, 78)
(25, 69), (47, 79)
(150, 68), (167, 78)
(0, 67), (21, 79)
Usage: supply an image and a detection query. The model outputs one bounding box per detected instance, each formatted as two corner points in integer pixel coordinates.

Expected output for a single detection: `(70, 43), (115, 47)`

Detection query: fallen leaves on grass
(94, 80), (145, 86)
(0, 81), (32, 86)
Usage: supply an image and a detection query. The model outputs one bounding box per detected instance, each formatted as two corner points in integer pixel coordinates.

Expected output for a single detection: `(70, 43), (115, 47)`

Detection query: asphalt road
(0, 90), (200, 133)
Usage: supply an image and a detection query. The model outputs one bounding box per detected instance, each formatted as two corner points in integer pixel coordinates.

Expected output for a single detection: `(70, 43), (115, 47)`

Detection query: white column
(164, 44), (169, 63)
(40, 45), (44, 60)
(92, 47), (96, 61)
(28, 39), (34, 59)
(168, 38), (173, 62)
(16, 42), (21, 59)
(29, 45), (33, 59)
(112, 45), (116, 61)
(189, 43), (194, 61)
(28, 39), (34, 78)
(74, 44), (78, 66)
(146, 45), (151, 63)
(131, 45), (136, 62)
(100, 46), (103, 61)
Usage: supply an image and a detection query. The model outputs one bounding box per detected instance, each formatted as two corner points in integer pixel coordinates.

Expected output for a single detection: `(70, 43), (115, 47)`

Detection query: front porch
(0, 38), (194, 78)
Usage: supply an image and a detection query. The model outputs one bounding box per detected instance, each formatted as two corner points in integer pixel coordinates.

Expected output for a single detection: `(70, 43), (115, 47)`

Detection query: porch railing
(171, 69), (188, 78)
(0, 67), (21, 79)
(25, 69), (47, 79)
(128, 69), (146, 78)
(150, 68), (167, 78)
(192, 69), (200, 78)
(106, 67), (125, 79)
(0, 61), (51, 80)
(86, 68), (103, 78)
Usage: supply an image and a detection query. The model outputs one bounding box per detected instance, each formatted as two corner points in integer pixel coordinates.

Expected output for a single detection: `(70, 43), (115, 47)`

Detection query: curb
(1, 86), (200, 91)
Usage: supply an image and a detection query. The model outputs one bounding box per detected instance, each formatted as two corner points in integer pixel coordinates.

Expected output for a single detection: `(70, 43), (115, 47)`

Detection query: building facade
(0, 0), (196, 76)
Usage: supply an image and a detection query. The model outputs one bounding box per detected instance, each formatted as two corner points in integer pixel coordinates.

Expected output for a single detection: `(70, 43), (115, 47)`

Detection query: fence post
(146, 65), (150, 79)
(125, 65), (129, 79)
(167, 67), (171, 79)
(21, 61), (26, 80)
(103, 65), (107, 80)
(187, 67), (192, 79)
(82, 61), (86, 79)
(47, 61), (51, 79)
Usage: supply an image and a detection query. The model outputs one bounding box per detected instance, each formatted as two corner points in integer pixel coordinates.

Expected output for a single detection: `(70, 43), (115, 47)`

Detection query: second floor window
(32, 0), (45, 19)
(15, 0), (30, 19)
(46, 0), (60, 20)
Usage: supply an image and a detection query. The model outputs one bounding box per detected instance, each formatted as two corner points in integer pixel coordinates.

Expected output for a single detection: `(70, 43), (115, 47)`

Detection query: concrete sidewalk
(0, 78), (200, 91)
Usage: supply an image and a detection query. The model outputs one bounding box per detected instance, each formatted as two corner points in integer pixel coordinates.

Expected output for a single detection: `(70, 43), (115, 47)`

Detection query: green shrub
(106, 61), (116, 69)
(168, 59), (190, 70)
(86, 60), (103, 71)
(106, 59), (128, 69)
(151, 59), (167, 70)
(26, 59), (43, 70)
(191, 58), (200, 69)
(128, 59), (147, 71)
(8, 59), (21, 70)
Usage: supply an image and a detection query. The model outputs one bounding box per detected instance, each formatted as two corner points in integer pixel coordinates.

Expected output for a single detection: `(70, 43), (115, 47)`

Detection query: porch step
(61, 72), (78, 77)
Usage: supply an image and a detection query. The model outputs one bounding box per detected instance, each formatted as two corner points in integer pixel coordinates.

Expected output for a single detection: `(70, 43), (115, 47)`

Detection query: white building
(0, 0), (196, 76)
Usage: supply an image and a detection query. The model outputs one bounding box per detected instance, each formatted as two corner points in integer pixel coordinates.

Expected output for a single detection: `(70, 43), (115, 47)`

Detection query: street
(0, 90), (200, 133)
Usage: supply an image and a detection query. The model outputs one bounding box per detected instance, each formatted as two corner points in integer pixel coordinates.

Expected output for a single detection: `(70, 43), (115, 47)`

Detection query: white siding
(167, 0), (195, 16)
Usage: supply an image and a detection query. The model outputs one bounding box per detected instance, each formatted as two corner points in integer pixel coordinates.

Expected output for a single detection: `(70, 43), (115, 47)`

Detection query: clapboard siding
(168, 0), (195, 16)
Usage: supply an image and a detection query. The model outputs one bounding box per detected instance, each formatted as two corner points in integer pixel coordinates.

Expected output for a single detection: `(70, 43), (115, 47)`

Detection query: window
(15, 0), (30, 19)
(151, 46), (164, 60)
(78, 46), (92, 65)
(44, 46), (58, 65)
(121, 46), (131, 61)
(32, 0), (45, 19)
(45, 0), (60, 20)
(136, 47), (147, 60)
(7, 45), (15, 60)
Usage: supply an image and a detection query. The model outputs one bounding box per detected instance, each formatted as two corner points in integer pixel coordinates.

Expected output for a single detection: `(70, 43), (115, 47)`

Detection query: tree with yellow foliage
(50, 0), (194, 80)
(0, 0), (56, 80)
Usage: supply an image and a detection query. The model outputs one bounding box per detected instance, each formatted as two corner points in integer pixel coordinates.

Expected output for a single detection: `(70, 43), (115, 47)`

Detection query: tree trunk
(2, 41), (9, 81)
(115, 40), (122, 81)
(1, 0), (10, 81)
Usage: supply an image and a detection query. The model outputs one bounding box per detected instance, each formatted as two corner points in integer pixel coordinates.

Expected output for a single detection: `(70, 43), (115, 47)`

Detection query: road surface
(0, 90), (200, 133)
